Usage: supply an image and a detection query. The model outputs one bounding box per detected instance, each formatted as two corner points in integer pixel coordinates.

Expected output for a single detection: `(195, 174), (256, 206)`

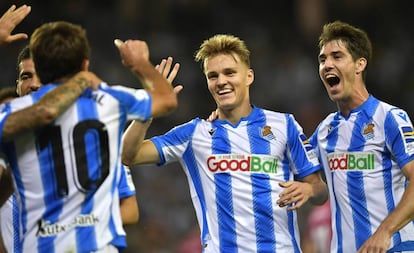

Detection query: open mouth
(326, 76), (340, 87)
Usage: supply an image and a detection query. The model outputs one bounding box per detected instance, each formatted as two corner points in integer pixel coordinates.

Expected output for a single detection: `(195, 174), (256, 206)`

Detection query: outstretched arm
(2, 71), (101, 141)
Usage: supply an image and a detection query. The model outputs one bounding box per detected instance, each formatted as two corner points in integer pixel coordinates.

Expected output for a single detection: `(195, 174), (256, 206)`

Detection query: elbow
(37, 105), (60, 125)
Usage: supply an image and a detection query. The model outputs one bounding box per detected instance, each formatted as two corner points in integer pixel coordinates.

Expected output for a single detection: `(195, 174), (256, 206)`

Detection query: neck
(337, 88), (369, 117)
(218, 104), (253, 125)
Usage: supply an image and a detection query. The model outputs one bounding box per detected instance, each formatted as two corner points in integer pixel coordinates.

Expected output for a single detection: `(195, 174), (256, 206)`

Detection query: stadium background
(1, 0), (413, 252)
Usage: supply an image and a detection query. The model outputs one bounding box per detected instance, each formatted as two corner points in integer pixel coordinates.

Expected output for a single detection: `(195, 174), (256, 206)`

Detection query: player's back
(1, 83), (151, 252)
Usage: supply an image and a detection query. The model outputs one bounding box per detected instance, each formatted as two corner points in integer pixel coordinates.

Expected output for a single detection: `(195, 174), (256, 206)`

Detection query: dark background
(1, 0), (414, 252)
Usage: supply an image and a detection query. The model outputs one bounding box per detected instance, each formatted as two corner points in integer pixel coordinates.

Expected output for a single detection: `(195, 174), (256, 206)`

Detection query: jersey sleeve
(118, 165), (135, 199)
(104, 84), (152, 122)
(286, 114), (320, 179)
(385, 108), (414, 168)
(150, 119), (198, 166)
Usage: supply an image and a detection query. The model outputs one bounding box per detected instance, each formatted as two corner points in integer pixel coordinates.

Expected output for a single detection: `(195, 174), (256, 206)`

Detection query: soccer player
(0, 20), (177, 252)
(0, 44), (139, 252)
(122, 34), (328, 252)
(309, 20), (414, 252)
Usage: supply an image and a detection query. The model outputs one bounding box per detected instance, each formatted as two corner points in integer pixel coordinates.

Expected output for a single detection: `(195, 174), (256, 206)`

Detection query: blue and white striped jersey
(0, 82), (151, 253)
(0, 164), (135, 253)
(118, 165), (136, 201)
(151, 106), (320, 253)
(309, 95), (414, 252)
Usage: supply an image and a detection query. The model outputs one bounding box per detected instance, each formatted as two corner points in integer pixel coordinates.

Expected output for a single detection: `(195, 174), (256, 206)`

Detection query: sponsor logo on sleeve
(401, 126), (414, 153)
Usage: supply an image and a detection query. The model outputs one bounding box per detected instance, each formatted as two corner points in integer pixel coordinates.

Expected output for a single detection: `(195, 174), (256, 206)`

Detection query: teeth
(326, 74), (336, 78)
(218, 89), (232, 95)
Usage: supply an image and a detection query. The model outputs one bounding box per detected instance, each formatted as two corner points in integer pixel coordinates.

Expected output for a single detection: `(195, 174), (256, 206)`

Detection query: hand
(114, 39), (149, 68)
(276, 181), (312, 210)
(77, 71), (103, 90)
(0, 5), (31, 46)
(357, 230), (390, 253)
(207, 109), (218, 122)
(155, 57), (183, 95)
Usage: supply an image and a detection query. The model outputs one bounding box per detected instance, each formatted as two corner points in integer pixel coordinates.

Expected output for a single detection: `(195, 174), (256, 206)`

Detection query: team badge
(260, 125), (275, 140)
(362, 122), (375, 140)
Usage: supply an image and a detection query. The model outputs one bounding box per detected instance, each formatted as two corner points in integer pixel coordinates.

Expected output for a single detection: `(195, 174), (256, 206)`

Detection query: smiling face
(318, 40), (367, 106)
(16, 58), (41, 96)
(204, 53), (254, 118)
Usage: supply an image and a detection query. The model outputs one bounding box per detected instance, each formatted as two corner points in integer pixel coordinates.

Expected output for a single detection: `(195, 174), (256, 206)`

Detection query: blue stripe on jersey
(30, 89), (61, 251)
(36, 135), (64, 252)
(212, 126), (237, 252)
(248, 111), (276, 252)
(182, 147), (208, 245)
(152, 120), (210, 246)
(383, 113), (403, 246)
(348, 109), (373, 249)
(76, 94), (99, 252)
(12, 194), (20, 252)
(327, 114), (343, 252)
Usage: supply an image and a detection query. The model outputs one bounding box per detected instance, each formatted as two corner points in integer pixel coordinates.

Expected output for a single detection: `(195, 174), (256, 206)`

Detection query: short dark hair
(0, 87), (18, 104)
(318, 21), (372, 79)
(16, 45), (31, 79)
(30, 21), (90, 84)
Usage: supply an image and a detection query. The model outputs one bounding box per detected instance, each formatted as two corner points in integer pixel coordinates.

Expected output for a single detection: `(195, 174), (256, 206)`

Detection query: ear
(81, 59), (90, 71)
(246, 68), (254, 86)
(356, 57), (367, 74)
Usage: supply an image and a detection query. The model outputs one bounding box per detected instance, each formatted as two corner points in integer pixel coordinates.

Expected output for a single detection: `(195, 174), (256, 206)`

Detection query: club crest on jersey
(260, 125), (275, 140)
(362, 122), (375, 140)
(401, 126), (414, 153)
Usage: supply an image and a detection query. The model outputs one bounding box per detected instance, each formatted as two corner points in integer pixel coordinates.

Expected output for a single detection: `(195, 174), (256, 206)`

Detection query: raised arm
(2, 71), (101, 141)
(114, 39), (178, 117)
(121, 56), (181, 166)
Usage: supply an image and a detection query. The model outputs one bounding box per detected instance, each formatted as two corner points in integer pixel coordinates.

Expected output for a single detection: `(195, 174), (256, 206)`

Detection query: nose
(323, 57), (334, 71)
(216, 74), (227, 86)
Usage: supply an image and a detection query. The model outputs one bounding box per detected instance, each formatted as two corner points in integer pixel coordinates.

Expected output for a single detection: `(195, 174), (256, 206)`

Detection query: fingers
(114, 39), (123, 48)
(277, 181), (308, 210)
(0, 4), (31, 45)
(156, 57), (180, 83)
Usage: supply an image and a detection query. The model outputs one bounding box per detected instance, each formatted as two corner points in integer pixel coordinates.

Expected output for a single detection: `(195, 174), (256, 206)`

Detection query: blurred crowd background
(1, 0), (413, 252)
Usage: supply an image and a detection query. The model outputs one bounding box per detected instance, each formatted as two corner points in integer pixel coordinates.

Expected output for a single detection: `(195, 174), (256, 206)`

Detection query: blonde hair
(194, 34), (250, 71)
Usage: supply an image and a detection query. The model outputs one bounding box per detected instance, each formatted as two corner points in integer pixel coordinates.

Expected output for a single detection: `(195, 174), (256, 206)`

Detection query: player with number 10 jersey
(0, 83), (151, 252)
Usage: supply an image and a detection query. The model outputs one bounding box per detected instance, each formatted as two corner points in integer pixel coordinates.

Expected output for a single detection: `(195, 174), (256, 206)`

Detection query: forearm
(2, 74), (89, 141)
(309, 180), (328, 205)
(375, 180), (414, 236)
(121, 120), (152, 166)
(130, 60), (177, 118)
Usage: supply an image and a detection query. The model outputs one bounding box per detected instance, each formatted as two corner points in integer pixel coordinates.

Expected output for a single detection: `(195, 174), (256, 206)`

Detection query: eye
(20, 74), (33, 81)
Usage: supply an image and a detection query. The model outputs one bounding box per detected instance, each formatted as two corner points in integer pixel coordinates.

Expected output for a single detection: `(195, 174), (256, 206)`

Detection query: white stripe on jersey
(151, 106), (320, 253)
(310, 95), (414, 252)
(0, 83), (151, 253)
